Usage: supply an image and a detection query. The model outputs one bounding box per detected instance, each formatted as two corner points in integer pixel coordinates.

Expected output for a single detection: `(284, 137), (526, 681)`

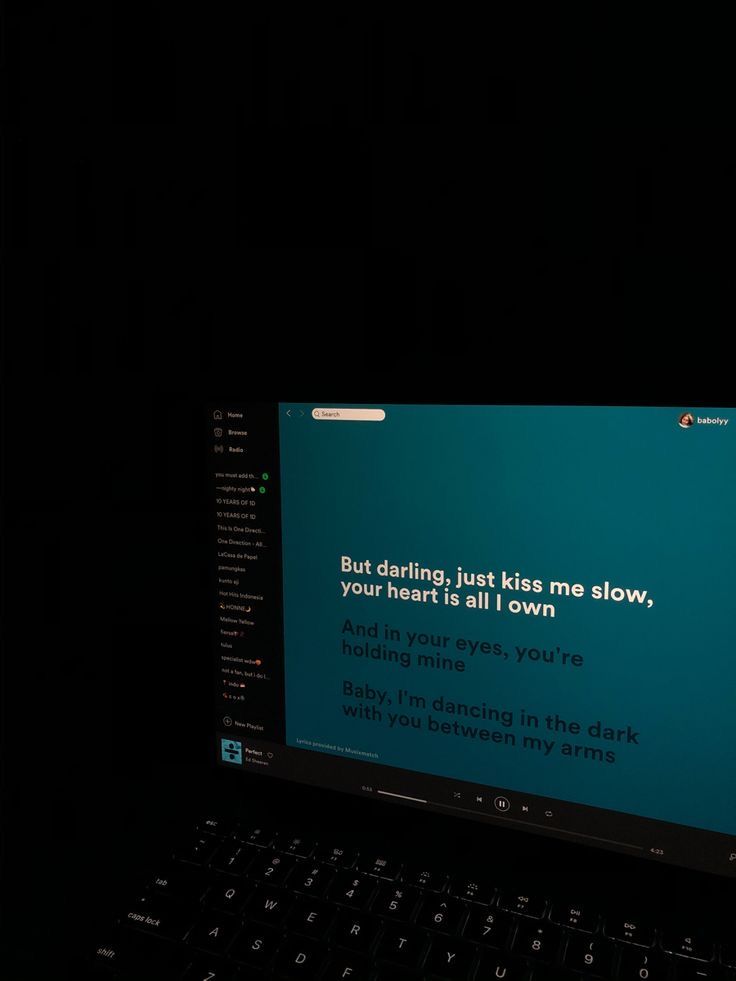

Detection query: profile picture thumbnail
(678, 412), (694, 429)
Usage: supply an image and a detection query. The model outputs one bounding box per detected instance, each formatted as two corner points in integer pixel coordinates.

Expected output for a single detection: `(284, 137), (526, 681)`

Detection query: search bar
(312, 407), (386, 421)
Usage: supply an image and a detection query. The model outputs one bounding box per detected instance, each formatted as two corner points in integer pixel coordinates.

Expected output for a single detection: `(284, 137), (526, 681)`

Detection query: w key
(243, 885), (292, 925)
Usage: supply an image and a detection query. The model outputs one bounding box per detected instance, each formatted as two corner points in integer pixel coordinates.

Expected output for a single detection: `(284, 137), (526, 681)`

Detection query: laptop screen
(209, 403), (736, 876)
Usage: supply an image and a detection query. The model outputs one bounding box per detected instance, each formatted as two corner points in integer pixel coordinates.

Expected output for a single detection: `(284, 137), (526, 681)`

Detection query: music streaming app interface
(278, 405), (736, 835)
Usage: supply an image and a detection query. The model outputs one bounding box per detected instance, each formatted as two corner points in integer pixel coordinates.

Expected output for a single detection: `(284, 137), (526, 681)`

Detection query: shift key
(120, 898), (195, 941)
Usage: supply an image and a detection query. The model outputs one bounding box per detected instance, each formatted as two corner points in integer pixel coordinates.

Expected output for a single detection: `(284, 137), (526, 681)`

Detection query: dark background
(4, 9), (736, 977)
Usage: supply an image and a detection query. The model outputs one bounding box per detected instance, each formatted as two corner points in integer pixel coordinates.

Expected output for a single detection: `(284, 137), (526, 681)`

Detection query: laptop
(83, 401), (736, 979)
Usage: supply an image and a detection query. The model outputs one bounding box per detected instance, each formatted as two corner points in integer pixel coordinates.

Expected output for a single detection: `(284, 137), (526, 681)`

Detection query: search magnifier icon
(729, 852), (736, 862)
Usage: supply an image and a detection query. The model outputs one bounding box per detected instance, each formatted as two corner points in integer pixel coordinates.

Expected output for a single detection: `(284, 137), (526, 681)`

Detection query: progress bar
(377, 790), (428, 804)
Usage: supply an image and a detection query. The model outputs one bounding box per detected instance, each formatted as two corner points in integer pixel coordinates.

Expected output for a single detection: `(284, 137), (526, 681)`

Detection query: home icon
(213, 409), (223, 420)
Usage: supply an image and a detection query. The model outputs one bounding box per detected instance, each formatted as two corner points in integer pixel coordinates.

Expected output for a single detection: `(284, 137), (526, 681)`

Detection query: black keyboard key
(90, 937), (126, 975)
(563, 935), (616, 976)
(661, 929), (715, 962)
(332, 910), (382, 954)
(176, 832), (220, 866)
(448, 876), (494, 905)
(498, 892), (546, 919)
(277, 834), (316, 858)
(328, 870), (377, 909)
(243, 885), (293, 925)
(605, 915), (656, 947)
(235, 825), (274, 848)
(229, 922), (279, 970)
(287, 897), (337, 940)
(120, 899), (195, 941)
(291, 861), (335, 897)
(185, 911), (240, 954)
(92, 934), (179, 979)
(316, 843), (358, 868)
(674, 965), (718, 981)
(619, 949), (676, 981)
(549, 902), (597, 933)
(79, 964), (117, 981)
(403, 864), (449, 892)
(273, 935), (326, 978)
(476, 951), (532, 981)
(149, 864), (209, 905)
(372, 882), (420, 921)
(463, 907), (512, 948)
(91, 930), (191, 980)
(205, 880), (250, 914)
(210, 840), (254, 876)
(248, 850), (297, 885)
(196, 817), (232, 837)
(518, 970), (577, 981)
(322, 952), (372, 980)
(425, 937), (478, 978)
(183, 957), (239, 980)
(356, 853), (402, 879)
(513, 921), (562, 963)
(375, 923), (429, 970)
(417, 896), (467, 934)
(723, 942), (736, 969)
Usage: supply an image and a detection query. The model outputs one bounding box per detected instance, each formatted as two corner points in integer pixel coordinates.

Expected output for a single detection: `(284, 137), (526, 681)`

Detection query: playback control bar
(215, 731), (736, 879)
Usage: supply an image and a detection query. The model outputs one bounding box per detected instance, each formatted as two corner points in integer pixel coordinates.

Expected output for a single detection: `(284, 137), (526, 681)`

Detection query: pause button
(494, 796), (511, 812)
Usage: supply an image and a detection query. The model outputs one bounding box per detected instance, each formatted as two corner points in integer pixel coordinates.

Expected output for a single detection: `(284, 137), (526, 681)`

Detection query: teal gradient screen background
(278, 405), (736, 834)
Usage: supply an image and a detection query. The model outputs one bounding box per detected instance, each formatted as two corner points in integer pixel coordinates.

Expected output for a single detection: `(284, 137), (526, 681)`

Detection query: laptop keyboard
(85, 817), (736, 980)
